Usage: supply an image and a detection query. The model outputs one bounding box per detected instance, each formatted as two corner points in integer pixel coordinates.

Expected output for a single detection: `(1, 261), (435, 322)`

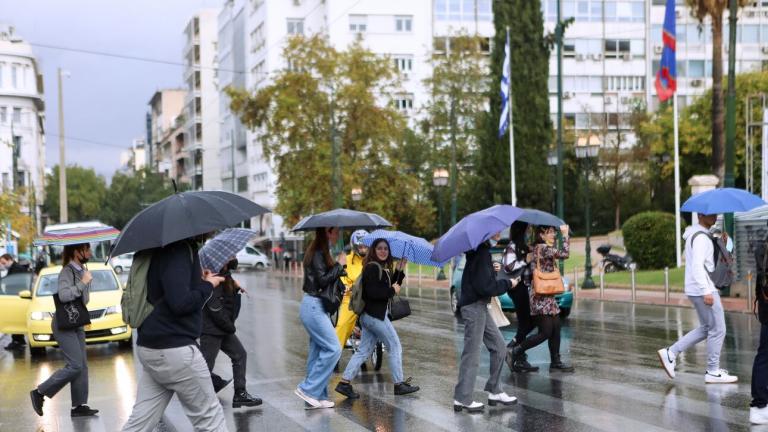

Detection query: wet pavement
(0, 271), (764, 431)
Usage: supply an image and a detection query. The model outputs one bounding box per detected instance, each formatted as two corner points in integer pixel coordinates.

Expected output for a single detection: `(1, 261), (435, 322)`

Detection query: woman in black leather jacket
(295, 227), (347, 409)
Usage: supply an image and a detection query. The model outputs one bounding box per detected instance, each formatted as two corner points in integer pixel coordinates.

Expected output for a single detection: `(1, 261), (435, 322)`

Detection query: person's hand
(511, 277), (521, 288)
(202, 270), (225, 288)
(337, 252), (347, 266)
(721, 231), (729, 243)
(560, 225), (569, 237)
(525, 253), (533, 263)
(81, 271), (93, 285)
(392, 282), (401, 294)
(492, 262), (502, 272)
(703, 293), (714, 306)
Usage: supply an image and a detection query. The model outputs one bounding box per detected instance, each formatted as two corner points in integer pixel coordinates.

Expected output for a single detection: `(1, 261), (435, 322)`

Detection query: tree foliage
(622, 211), (681, 270)
(102, 169), (175, 229)
(43, 165), (108, 223)
(228, 35), (434, 234)
(0, 189), (36, 251)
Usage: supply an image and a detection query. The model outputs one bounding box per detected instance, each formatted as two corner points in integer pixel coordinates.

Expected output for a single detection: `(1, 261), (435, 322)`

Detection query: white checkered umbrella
(199, 228), (257, 272)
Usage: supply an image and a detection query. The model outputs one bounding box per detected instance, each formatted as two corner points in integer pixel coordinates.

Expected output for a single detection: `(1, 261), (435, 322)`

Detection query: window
(394, 56), (413, 74)
(433, 37), (447, 54)
(194, 71), (201, 90)
(12, 107), (21, 124)
(287, 19), (304, 35)
(250, 0), (264, 12)
(0, 63), (3, 87)
(686, 24), (708, 45)
(688, 60), (705, 78)
(251, 60), (265, 85)
(11, 64), (17, 88)
(604, 76), (645, 92)
(563, 40), (576, 58)
(195, 123), (202, 141)
(1, 173), (8, 190)
(604, 1), (644, 22)
(195, 97), (201, 116)
(251, 23), (265, 52)
(394, 94), (414, 111)
(740, 25), (759, 44)
(395, 15), (412, 32)
(604, 39), (631, 58)
(0, 107), (5, 123)
(349, 15), (367, 33)
(237, 176), (248, 192)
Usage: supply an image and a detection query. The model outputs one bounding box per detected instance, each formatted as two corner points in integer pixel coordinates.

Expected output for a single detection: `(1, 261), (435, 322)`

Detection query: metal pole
(583, 157), (596, 288)
(556, 0), (565, 274)
(748, 270), (754, 313)
(57, 68), (68, 223)
(673, 94), (681, 267)
(231, 132), (236, 193)
(506, 27), (516, 206)
(664, 267), (670, 304)
(724, 0), (738, 236)
(599, 267), (604, 299)
(449, 100), (458, 227)
(631, 265), (637, 302)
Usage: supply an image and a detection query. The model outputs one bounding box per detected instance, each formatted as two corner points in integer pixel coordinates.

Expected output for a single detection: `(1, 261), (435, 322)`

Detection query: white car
(236, 246), (271, 270)
(110, 253), (134, 274)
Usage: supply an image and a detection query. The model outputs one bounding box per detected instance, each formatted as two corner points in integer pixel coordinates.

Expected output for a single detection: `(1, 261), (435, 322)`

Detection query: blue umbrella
(362, 230), (445, 267)
(431, 205), (523, 262)
(681, 188), (766, 214)
(199, 228), (257, 272)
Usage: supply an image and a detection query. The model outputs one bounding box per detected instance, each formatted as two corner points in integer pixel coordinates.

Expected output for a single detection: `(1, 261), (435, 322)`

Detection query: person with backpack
(334, 238), (419, 399)
(334, 230), (368, 370)
(657, 213), (738, 384)
(30, 243), (98, 418)
(751, 235), (768, 424)
(199, 258), (262, 408)
(122, 237), (228, 432)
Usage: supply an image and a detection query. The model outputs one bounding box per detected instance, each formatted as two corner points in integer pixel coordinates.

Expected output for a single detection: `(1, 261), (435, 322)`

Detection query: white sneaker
(488, 392), (518, 406)
(295, 387), (323, 409)
(453, 400), (484, 413)
(750, 406), (768, 424)
(657, 348), (676, 379)
(319, 399), (335, 409)
(705, 369), (738, 384)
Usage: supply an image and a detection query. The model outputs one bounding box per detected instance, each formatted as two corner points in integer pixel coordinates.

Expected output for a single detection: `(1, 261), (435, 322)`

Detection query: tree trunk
(710, 12), (726, 182)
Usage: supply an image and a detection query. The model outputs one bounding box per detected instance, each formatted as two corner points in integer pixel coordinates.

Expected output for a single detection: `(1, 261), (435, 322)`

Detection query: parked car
(236, 245), (271, 270)
(449, 247), (574, 319)
(0, 271), (35, 338)
(2, 263), (132, 356)
(109, 252), (134, 274)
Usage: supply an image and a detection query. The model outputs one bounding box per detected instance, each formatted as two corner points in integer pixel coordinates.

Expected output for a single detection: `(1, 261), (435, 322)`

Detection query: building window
(195, 97), (202, 116)
(287, 19), (304, 35)
(195, 123), (203, 141)
(194, 71), (201, 90)
(252, 60), (265, 85)
(395, 16), (413, 32)
(740, 25), (760, 44)
(250, 0), (264, 12)
(688, 60), (706, 78)
(0, 107), (5, 123)
(394, 94), (414, 111)
(11, 64), (17, 88)
(604, 76), (645, 92)
(604, 39), (631, 58)
(604, 1), (644, 23)
(12, 107), (21, 124)
(251, 23), (265, 52)
(349, 15), (367, 33)
(237, 176), (248, 192)
(435, 0), (492, 21)
(394, 56), (413, 74)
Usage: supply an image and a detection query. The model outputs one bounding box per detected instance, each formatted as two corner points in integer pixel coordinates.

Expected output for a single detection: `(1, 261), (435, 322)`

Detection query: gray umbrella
(109, 190), (270, 258)
(291, 208), (392, 231)
(517, 208), (565, 227)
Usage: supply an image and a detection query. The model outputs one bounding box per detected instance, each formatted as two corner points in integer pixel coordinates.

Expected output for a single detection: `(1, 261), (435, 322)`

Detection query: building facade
(0, 25), (45, 232)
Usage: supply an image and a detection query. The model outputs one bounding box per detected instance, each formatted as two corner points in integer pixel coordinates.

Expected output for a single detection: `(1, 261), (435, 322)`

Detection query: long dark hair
(510, 221), (529, 256)
(303, 227), (335, 268)
(62, 243), (89, 266)
(363, 238), (394, 270)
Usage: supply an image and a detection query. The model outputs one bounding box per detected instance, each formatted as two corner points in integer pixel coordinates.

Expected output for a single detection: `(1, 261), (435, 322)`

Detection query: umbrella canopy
(681, 188), (766, 214)
(34, 225), (120, 247)
(109, 190), (269, 258)
(431, 205), (523, 262)
(517, 208), (565, 227)
(199, 228), (257, 272)
(362, 230), (445, 267)
(291, 208), (392, 232)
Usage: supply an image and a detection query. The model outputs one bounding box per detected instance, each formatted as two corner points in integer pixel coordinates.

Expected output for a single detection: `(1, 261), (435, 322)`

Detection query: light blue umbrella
(199, 228), (257, 272)
(362, 230), (445, 267)
(681, 188), (766, 214)
(431, 205), (523, 262)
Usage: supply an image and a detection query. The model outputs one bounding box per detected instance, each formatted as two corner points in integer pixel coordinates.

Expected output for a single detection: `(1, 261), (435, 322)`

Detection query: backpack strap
(691, 231), (718, 264)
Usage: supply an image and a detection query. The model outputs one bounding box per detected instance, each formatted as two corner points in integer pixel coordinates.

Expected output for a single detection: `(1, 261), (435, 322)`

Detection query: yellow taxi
(0, 263), (132, 356)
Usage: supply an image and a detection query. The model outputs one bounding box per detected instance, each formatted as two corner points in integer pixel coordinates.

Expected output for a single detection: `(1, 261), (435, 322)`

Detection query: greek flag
(498, 30), (511, 138)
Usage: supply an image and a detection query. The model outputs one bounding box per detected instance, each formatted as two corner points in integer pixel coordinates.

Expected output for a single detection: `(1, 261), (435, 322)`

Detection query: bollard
(664, 267), (670, 304)
(747, 271), (754, 313)
(573, 268), (579, 292)
(630, 264), (637, 302)
(599, 268), (604, 299)
(418, 265), (422, 288)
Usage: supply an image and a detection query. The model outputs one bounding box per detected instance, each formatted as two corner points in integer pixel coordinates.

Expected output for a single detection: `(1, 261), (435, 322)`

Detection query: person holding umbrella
(296, 227), (347, 409)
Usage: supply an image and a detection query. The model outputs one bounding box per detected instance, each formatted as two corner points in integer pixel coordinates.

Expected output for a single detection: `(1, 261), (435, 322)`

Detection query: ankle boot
(550, 355), (574, 372)
(513, 353), (539, 373)
(233, 390), (263, 408)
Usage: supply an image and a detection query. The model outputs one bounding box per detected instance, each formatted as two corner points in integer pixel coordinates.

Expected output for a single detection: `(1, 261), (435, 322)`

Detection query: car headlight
(105, 304), (122, 315)
(30, 311), (53, 321)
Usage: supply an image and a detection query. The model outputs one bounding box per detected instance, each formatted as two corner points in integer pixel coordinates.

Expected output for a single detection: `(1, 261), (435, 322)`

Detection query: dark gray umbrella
(291, 208), (392, 231)
(109, 191), (270, 258)
(517, 208), (565, 227)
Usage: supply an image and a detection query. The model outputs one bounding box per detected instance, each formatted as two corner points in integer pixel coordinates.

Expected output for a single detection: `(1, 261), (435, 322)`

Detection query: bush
(622, 211), (681, 270)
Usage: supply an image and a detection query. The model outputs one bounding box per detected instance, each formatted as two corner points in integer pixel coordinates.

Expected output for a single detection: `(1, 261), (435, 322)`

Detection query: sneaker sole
(453, 404), (484, 413)
(488, 399), (518, 406)
(656, 350), (675, 379)
(705, 378), (739, 384)
(294, 389), (322, 409)
(233, 401), (263, 408)
(334, 388), (360, 399)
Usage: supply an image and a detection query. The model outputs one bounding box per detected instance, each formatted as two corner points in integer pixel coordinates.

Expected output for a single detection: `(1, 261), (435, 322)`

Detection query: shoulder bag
(53, 267), (91, 330)
(532, 247), (565, 296)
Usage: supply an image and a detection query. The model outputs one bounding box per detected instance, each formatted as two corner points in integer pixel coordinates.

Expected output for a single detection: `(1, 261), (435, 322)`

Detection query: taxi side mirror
(18, 290), (32, 299)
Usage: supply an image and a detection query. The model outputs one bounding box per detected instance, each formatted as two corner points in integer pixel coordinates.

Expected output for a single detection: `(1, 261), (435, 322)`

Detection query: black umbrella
(109, 190), (270, 258)
(517, 208), (565, 227)
(291, 208), (392, 232)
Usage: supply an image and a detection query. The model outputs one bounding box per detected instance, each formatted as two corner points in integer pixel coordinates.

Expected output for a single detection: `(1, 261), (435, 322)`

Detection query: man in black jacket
(453, 233), (517, 413)
(1, 253), (30, 350)
(751, 238), (768, 424)
(122, 239), (227, 432)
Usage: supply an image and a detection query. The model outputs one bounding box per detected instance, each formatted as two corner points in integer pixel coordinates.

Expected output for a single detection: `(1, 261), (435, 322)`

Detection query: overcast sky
(2, 0), (222, 181)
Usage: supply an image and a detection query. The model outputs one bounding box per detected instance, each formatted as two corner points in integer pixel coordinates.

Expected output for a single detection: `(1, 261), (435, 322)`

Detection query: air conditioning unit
(675, 9), (682, 19)
(654, 45), (663, 54)
(576, 54), (585, 61)
(622, 53), (631, 61)
(690, 79), (703, 87)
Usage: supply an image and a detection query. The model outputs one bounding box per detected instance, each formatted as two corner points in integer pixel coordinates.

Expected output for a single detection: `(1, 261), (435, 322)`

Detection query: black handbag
(388, 295), (411, 321)
(53, 267), (91, 330)
(319, 278), (344, 315)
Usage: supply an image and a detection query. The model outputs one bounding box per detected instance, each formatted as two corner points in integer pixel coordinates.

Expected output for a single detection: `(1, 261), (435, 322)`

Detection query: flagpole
(507, 27), (516, 206)
(673, 92), (682, 268)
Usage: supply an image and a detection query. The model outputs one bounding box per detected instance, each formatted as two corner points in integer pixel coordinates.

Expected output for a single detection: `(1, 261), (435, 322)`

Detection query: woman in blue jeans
(335, 238), (419, 398)
(296, 227), (346, 409)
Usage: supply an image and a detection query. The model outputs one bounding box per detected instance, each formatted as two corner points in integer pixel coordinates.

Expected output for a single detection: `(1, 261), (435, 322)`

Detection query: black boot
(394, 377), (420, 396)
(232, 390), (262, 408)
(335, 381), (359, 399)
(513, 353), (539, 373)
(70, 405), (99, 417)
(212, 375), (232, 393)
(550, 355), (574, 373)
(29, 389), (44, 416)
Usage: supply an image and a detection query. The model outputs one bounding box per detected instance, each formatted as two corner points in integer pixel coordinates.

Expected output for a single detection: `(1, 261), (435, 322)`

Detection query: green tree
(103, 169), (175, 229)
(469, 0), (553, 213)
(0, 189), (36, 251)
(43, 165), (108, 223)
(228, 35), (434, 234)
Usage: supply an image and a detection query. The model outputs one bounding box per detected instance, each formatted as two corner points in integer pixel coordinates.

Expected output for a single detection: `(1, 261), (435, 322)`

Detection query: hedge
(622, 211), (681, 270)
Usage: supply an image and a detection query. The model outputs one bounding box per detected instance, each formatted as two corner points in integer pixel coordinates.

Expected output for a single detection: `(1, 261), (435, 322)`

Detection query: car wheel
(255, 263), (265, 271)
(30, 347), (46, 357)
(559, 308), (571, 319)
(372, 342), (383, 371)
(114, 266), (123, 274)
(604, 263), (618, 273)
(450, 288), (459, 315)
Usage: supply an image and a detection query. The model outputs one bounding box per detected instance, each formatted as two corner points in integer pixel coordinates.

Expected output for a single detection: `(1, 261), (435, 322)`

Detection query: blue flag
(655, 0), (676, 102)
(498, 30), (510, 138)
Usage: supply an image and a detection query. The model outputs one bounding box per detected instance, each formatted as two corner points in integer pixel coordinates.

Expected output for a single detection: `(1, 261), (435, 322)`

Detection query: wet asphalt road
(0, 270), (764, 431)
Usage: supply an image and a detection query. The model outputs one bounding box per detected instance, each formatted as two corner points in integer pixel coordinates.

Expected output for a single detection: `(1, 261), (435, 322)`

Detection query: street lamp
(433, 168), (449, 281)
(575, 135), (600, 289)
(350, 187), (362, 208)
(547, 150), (558, 214)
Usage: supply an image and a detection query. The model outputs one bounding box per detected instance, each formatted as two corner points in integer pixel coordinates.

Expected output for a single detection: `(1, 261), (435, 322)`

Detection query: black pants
(518, 314), (561, 361)
(507, 285), (534, 348)
(752, 323), (768, 407)
(200, 333), (247, 392)
(10, 334), (25, 344)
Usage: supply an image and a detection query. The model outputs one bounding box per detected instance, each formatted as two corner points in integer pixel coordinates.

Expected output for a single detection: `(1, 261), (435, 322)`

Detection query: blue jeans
(752, 323), (768, 408)
(298, 295), (342, 400)
(342, 313), (404, 383)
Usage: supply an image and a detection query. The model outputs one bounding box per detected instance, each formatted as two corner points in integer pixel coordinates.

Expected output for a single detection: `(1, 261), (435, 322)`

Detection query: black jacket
(302, 250), (345, 296)
(6, 261), (29, 275)
(202, 282), (242, 336)
(458, 242), (511, 309)
(137, 240), (214, 349)
(756, 240), (768, 325)
(362, 262), (404, 320)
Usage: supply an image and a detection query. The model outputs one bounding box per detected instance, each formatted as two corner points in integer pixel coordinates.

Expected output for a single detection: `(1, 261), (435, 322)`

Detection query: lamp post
(433, 168), (449, 280)
(547, 150), (558, 215)
(350, 187), (362, 209)
(574, 135), (600, 289)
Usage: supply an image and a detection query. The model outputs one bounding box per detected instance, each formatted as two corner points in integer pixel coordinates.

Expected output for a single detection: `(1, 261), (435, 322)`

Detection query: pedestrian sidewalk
(573, 287), (753, 313)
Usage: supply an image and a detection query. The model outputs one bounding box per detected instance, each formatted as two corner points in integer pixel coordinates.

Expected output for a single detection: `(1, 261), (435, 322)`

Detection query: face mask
(79, 252), (90, 264)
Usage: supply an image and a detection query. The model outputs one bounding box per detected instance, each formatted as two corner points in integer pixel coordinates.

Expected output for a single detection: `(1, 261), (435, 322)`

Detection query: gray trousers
(670, 292), (726, 371)
(37, 319), (88, 407)
(454, 300), (506, 405)
(122, 345), (227, 432)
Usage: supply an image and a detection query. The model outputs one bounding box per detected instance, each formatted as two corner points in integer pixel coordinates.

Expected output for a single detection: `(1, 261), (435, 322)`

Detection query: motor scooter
(596, 244), (633, 273)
